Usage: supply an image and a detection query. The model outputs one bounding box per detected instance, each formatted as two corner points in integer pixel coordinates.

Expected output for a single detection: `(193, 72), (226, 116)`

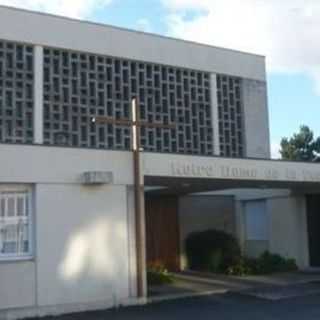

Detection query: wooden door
(306, 195), (320, 267)
(145, 196), (180, 271)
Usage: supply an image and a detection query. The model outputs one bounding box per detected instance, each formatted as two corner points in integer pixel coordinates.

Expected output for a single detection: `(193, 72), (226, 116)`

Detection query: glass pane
(22, 223), (29, 253)
(17, 197), (25, 216)
(1, 224), (17, 254)
(2, 242), (16, 254)
(25, 196), (29, 217)
(0, 198), (5, 217)
(245, 201), (268, 241)
(7, 198), (15, 217)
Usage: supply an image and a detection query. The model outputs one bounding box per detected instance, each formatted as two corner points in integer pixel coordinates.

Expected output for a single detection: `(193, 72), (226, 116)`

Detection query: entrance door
(145, 195), (180, 271)
(306, 195), (320, 267)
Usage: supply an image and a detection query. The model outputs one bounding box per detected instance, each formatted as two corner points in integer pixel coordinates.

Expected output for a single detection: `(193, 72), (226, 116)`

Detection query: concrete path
(149, 271), (320, 301)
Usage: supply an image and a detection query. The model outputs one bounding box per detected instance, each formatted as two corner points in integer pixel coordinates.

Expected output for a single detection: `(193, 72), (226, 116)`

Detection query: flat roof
(144, 152), (320, 194)
(0, 5), (266, 81)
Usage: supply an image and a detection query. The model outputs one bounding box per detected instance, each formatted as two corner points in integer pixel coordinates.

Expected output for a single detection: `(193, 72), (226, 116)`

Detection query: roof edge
(0, 4), (266, 59)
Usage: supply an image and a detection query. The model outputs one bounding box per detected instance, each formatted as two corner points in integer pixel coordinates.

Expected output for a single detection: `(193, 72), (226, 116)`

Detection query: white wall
(242, 80), (271, 159)
(267, 196), (309, 269)
(0, 144), (133, 185)
(35, 184), (131, 307)
(237, 195), (310, 268)
(0, 145), (138, 319)
(0, 6), (265, 81)
(0, 261), (36, 310)
(143, 152), (320, 185)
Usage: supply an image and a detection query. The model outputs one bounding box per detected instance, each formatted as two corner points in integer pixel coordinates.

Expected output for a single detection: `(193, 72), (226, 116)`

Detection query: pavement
(27, 272), (320, 319)
(29, 292), (320, 320)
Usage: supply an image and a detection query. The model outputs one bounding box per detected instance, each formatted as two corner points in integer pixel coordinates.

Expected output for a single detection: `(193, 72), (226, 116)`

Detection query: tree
(280, 125), (320, 161)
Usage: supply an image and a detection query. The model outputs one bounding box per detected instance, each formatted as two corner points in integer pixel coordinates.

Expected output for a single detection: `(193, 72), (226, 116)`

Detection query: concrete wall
(0, 144), (133, 185)
(143, 152), (320, 186)
(242, 79), (271, 159)
(237, 195), (310, 268)
(267, 196), (309, 269)
(0, 144), (139, 319)
(35, 184), (130, 307)
(178, 195), (236, 270)
(0, 6), (266, 82)
(0, 262), (36, 310)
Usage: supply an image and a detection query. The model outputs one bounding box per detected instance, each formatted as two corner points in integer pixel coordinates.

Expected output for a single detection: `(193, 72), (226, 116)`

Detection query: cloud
(0, 0), (112, 19)
(271, 142), (281, 159)
(136, 18), (153, 33)
(162, 0), (320, 93)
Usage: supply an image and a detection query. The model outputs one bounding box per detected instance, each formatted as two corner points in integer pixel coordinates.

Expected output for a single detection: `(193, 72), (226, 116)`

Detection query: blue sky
(1, 0), (319, 158)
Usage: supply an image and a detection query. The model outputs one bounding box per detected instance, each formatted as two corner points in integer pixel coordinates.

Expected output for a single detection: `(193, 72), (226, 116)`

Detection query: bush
(147, 261), (174, 285)
(251, 251), (298, 274)
(227, 251), (298, 276)
(185, 229), (242, 273)
(185, 229), (298, 276)
(227, 257), (253, 276)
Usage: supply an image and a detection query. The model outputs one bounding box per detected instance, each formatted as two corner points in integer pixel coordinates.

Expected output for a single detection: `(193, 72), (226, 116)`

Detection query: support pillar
(210, 73), (220, 155)
(33, 46), (43, 144)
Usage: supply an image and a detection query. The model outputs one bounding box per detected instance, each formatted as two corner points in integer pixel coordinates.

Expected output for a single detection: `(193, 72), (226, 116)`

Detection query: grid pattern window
(43, 48), (214, 155)
(0, 188), (32, 259)
(217, 75), (244, 157)
(0, 40), (34, 143)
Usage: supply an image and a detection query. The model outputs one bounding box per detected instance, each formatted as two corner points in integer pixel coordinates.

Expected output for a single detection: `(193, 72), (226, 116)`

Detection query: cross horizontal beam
(92, 116), (175, 129)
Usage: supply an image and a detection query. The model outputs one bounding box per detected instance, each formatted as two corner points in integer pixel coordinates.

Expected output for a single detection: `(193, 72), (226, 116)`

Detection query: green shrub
(252, 251), (298, 274)
(147, 261), (174, 285)
(227, 251), (298, 276)
(185, 229), (298, 277)
(185, 229), (241, 273)
(227, 257), (253, 276)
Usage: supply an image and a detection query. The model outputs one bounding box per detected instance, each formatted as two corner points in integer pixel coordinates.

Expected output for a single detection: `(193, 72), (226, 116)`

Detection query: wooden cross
(92, 97), (175, 297)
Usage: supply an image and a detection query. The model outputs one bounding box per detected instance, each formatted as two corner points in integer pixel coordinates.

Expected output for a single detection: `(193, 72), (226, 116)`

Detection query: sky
(1, 0), (320, 158)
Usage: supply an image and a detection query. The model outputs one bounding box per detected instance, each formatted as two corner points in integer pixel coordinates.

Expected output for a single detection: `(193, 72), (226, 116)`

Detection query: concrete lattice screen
(42, 47), (215, 155)
(0, 39), (245, 158)
(0, 40), (34, 144)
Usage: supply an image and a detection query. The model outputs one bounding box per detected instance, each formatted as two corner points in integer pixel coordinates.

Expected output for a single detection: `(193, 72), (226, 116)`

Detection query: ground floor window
(0, 186), (32, 259)
(245, 200), (269, 241)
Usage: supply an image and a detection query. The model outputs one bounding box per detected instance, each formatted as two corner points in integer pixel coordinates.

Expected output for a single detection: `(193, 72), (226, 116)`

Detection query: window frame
(0, 185), (33, 262)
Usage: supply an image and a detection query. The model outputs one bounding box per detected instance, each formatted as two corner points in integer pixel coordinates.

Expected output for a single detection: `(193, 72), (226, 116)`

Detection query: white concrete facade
(0, 5), (271, 159)
(33, 46), (44, 144)
(0, 5), (319, 320)
(234, 193), (310, 268)
(242, 79), (271, 158)
(0, 6), (265, 82)
(0, 145), (140, 319)
(210, 74), (220, 155)
(0, 146), (318, 318)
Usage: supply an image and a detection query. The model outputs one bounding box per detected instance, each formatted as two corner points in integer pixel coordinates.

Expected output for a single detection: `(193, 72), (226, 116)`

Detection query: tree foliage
(280, 125), (320, 161)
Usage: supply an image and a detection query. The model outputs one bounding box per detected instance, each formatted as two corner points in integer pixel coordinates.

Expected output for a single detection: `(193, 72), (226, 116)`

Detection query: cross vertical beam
(131, 97), (146, 297)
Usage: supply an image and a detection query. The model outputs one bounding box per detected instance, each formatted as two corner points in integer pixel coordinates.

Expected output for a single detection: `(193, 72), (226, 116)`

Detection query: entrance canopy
(143, 153), (320, 194)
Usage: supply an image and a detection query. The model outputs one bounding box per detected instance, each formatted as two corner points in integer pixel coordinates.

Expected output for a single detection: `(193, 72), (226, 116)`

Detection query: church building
(0, 5), (319, 320)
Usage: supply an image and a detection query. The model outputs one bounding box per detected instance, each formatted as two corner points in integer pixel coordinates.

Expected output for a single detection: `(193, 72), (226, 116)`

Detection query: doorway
(145, 195), (180, 272)
(306, 195), (320, 267)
